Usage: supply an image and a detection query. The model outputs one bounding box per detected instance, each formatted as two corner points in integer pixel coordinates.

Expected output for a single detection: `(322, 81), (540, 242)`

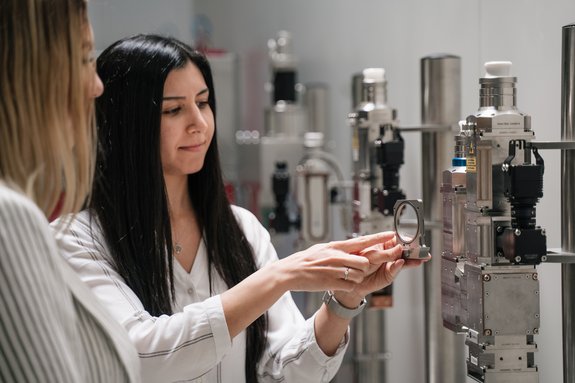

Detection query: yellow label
(467, 157), (477, 173)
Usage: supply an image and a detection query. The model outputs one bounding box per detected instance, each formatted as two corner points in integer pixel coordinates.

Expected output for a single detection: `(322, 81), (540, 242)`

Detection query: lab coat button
(187, 288), (194, 295)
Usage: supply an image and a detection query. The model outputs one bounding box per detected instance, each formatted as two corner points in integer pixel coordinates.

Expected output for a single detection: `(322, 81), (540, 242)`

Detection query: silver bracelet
(322, 291), (367, 319)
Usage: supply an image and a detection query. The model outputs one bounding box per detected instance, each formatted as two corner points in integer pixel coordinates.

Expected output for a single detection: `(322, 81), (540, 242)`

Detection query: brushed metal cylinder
(479, 76), (517, 109)
(353, 311), (388, 383)
(420, 54), (466, 383)
(304, 83), (329, 136)
(352, 73), (363, 109)
(351, 71), (388, 108)
(561, 23), (575, 383)
(264, 103), (307, 136)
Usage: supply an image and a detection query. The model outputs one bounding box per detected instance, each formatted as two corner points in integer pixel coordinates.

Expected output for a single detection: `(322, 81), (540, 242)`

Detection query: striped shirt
(0, 183), (141, 383)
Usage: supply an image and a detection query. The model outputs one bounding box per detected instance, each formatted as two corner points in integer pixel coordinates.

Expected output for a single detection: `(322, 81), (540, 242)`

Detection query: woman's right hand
(274, 231), (400, 294)
(222, 232), (405, 339)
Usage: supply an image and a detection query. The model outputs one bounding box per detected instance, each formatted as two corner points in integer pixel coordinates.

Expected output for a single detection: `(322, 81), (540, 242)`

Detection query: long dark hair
(91, 34), (267, 381)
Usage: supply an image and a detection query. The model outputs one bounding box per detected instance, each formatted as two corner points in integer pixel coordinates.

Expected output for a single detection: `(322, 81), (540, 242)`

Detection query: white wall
(193, 1), (574, 382)
(89, 0), (195, 52)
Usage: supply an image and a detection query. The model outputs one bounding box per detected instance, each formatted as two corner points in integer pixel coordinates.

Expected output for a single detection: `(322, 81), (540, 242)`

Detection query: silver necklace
(173, 224), (183, 255)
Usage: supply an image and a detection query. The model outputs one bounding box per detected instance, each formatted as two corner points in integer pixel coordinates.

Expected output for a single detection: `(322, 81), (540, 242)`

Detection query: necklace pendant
(174, 243), (183, 255)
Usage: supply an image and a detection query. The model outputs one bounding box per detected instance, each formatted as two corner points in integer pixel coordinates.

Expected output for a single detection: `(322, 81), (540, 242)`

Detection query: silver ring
(344, 267), (350, 281)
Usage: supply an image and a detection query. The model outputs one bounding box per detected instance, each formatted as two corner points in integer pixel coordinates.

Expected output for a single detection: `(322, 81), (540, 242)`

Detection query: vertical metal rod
(304, 84), (329, 135)
(353, 311), (387, 383)
(561, 23), (575, 383)
(420, 55), (466, 383)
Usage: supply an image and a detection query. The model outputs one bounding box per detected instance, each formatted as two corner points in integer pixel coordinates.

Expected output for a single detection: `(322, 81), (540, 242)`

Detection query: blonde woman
(0, 0), (140, 381)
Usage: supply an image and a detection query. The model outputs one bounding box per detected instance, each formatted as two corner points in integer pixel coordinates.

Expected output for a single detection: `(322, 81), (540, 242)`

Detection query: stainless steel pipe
(304, 83), (329, 136)
(354, 311), (388, 383)
(420, 54), (466, 383)
(561, 22), (575, 383)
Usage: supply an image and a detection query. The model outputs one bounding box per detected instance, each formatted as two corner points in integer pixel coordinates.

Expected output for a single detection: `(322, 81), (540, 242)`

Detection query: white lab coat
(53, 205), (348, 383)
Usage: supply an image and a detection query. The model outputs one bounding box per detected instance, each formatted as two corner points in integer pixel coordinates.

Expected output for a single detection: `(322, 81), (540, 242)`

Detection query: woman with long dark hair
(53, 34), (426, 382)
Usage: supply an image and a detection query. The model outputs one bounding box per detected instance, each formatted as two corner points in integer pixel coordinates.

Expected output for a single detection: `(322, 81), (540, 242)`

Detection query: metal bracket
(398, 124), (453, 133)
(528, 140), (575, 150)
(541, 248), (575, 263)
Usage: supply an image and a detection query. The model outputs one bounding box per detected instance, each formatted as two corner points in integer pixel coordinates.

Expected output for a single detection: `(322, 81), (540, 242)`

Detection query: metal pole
(304, 83), (329, 136)
(561, 23), (575, 383)
(354, 310), (387, 383)
(420, 54), (466, 383)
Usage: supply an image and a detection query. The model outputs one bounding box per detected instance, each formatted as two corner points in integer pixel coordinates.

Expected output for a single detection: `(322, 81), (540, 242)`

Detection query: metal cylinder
(420, 54), (466, 383)
(352, 73), (363, 109)
(304, 83), (329, 136)
(264, 103), (307, 136)
(353, 310), (388, 383)
(351, 70), (389, 108)
(479, 76), (517, 109)
(561, 23), (575, 383)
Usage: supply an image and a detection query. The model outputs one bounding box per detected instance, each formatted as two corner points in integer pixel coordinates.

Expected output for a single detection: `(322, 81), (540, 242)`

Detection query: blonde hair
(0, 0), (95, 217)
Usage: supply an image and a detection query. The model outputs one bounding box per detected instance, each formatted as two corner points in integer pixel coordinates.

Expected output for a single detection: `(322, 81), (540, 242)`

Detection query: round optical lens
(395, 202), (420, 244)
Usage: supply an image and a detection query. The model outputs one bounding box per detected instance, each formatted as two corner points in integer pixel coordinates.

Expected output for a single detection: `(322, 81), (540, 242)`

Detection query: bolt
(496, 226), (504, 233)
(483, 274), (491, 282)
(497, 251), (503, 257)
(515, 256), (522, 263)
(484, 329), (492, 336)
(542, 229), (546, 236)
(535, 314), (540, 318)
(541, 255), (548, 262)
(515, 229), (522, 236)
(533, 273), (538, 280)
(534, 328), (539, 334)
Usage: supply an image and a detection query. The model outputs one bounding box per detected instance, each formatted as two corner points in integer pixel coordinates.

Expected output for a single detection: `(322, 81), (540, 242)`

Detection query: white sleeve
(52, 213), (232, 383)
(232, 206), (350, 382)
(0, 191), (80, 383)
